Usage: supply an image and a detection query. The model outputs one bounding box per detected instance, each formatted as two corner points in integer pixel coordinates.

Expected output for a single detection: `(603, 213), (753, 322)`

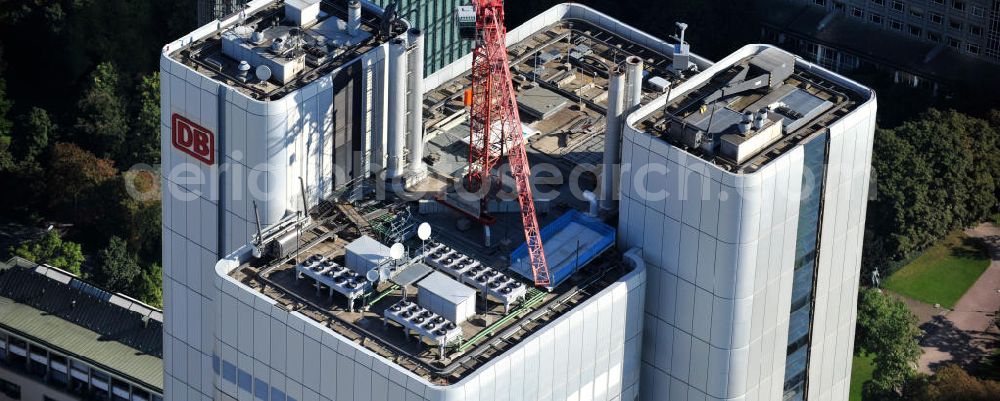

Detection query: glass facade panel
(374, 0), (474, 75)
(782, 132), (829, 399)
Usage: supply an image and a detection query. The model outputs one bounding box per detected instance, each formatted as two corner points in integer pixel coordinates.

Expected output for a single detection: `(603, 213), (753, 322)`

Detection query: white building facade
(619, 45), (876, 401)
(160, 1), (396, 399)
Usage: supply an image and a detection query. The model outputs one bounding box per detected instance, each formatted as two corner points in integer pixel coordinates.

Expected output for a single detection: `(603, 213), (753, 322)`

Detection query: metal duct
(601, 66), (626, 211)
(386, 37), (408, 180)
(348, 0), (361, 36)
(625, 56), (644, 112)
(406, 28), (426, 177)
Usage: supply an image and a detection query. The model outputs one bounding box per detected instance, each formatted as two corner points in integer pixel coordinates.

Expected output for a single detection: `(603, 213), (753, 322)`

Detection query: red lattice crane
(458, 0), (550, 286)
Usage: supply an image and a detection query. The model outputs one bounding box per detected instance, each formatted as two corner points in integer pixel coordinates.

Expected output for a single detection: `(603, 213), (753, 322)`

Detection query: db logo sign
(172, 114), (215, 165)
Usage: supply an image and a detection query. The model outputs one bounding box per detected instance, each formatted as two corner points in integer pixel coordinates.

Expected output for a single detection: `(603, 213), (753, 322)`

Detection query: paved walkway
(903, 223), (1000, 374)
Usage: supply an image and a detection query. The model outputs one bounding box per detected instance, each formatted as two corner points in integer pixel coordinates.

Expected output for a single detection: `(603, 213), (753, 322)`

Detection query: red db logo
(172, 114), (215, 165)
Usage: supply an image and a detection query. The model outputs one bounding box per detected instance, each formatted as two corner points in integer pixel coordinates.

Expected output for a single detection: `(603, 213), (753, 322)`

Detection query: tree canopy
(91, 235), (141, 294)
(865, 109), (1000, 271)
(9, 230), (84, 276)
(905, 364), (1000, 401)
(857, 289), (923, 398)
(74, 62), (128, 162)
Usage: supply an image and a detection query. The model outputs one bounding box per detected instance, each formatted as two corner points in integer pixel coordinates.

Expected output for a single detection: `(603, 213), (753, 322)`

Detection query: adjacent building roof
(758, 0), (1000, 88)
(0, 258), (163, 391)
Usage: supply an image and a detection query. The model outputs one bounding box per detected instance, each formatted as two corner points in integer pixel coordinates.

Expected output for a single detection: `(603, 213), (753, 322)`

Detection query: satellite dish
(255, 65), (272, 82)
(389, 243), (405, 260)
(366, 269), (380, 283)
(417, 222), (432, 241)
(379, 266), (391, 281)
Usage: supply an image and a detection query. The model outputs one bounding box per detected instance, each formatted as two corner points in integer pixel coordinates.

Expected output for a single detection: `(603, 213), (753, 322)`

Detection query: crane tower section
(458, 0), (551, 287)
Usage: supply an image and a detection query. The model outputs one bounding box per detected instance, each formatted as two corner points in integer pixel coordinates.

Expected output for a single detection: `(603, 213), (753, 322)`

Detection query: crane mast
(460, 0), (551, 287)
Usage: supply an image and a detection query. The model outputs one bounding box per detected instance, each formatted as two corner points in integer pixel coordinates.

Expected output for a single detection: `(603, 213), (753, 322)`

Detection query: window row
(0, 331), (162, 401)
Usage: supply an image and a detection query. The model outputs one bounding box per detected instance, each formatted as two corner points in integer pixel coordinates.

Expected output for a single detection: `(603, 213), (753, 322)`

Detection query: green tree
(9, 230), (84, 275)
(905, 364), (1000, 401)
(0, 74), (14, 171)
(137, 262), (162, 308)
(14, 106), (54, 161)
(857, 289), (923, 398)
(127, 72), (160, 166)
(74, 62), (128, 161)
(92, 235), (140, 294)
(864, 109), (1000, 268)
(46, 142), (117, 223)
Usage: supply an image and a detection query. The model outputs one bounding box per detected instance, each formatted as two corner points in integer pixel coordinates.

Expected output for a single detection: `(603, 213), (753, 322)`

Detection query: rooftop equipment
(347, 0), (361, 36)
(344, 235), (391, 275)
(511, 210), (616, 290)
(285, 0), (321, 27)
(702, 47), (794, 104)
(416, 271), (477, 324)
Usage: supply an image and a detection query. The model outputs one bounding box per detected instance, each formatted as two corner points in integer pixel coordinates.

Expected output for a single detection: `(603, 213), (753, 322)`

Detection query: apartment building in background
(760, 0), (1000, 92)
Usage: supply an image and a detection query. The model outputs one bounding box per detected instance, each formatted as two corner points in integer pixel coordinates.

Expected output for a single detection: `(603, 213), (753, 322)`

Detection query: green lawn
(850, 352), (876, 401)
(884, 230), (990, 309)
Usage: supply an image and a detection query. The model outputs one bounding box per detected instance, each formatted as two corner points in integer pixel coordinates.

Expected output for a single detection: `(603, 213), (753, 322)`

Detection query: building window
(238, 369), (252, 393)
(949, 36), (961, 47)
(890, 19), (903, 30)
(68, 360), (89, 395)
(840, 53), (860, 70)
(254, 378), (268, 401)
(968, 43), (981, 54)
(928, 31), (942, 42)
(870, 13), (884, 23)
(931, 12), (944, 23)
(950, 19), (964, 30)
(891, 0), (904, 11)
(953, 1), (965, 11)
(871, 0), (885, 5)
(971, 5), (985, 17)
(814, 0), (826, 5)
(970, 25), (983, 35)
(834, 1), (846, 12)
(47, 354), (68, 387)
(909, 25), (923, 36)
(910, 7), (924, 18)
(852, 6), (864, 17)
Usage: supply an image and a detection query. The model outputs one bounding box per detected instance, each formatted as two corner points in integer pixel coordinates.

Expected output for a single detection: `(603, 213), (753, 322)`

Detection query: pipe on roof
(625, 56), (644, 112)
(406, 28), (426, 180)
(600, 66), (626, 211)
(386, 37), (408, 180)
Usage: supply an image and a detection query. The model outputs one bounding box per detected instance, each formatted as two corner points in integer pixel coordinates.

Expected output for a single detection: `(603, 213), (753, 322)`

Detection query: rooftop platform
(419, 18), (696, 181)
(636, 46), (864, 173)
(168, 0), (398, 100)
(229, 194), (629, 384)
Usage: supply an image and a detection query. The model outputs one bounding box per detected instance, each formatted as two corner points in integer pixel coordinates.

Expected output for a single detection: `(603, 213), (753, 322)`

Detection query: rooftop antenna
(389, 242), (406, 272)
(252, 201), (264, 258)
(299, 177), (310, 217)
(676, 22), (688, 45)
(255, 65), (272, 82)
(389, 242), (405, 262)
(417, 222), (432, 255)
